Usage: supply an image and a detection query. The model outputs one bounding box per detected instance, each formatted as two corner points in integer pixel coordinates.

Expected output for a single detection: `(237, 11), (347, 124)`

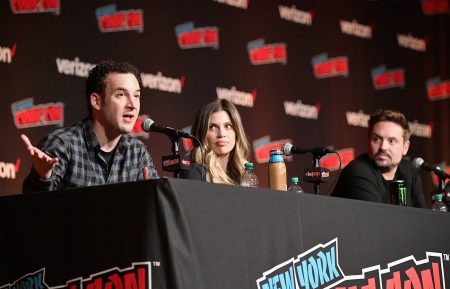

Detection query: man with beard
(332, 109), (426, 208)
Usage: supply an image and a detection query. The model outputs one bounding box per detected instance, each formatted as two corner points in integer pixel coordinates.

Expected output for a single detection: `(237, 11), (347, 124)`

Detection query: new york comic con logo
(247, 39), (287, 65)
(312, 53), (349, 79)
(131, 115), (150, 139)
(257, 239), (446, 289)
(10, 0), (60, 15)
(96, 4), (144, 33)
(11, 98), (64, 129)
(426, 77), (450, 101)
(1, 263), (152, 289)
(252, 136), (292, 164)
(371, 65), (405, 90)
(422, 0), (449, 15)
(319, 148), (355, 172)
(175, 22), (219, 49)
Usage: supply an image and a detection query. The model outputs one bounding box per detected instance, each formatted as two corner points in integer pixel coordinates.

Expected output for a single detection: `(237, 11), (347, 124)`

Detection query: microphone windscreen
(142, 118), (155, 132)
(412, 157), (424, 169)
(283, 143), (293, 156)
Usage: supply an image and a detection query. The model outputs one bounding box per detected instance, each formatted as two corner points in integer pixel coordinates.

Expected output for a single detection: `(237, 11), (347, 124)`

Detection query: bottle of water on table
(241, 162), (259, 188)
(432, 194), (448, 212)
(288, 177), (304, 193)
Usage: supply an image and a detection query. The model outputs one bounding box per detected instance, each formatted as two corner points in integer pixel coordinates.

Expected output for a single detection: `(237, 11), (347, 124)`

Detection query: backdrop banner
(0, 1), (449, 198)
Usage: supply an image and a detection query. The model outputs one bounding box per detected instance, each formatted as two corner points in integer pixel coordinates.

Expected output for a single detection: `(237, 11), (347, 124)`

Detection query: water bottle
(432, 194), (448, 212)
(288, 177), (304, 193)
(241, 162), (259, 188)
(268, 149), (287, 191)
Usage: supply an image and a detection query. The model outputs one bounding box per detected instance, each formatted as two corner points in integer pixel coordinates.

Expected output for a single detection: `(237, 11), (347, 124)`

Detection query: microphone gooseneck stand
(436, 170), (450, 199)
(161, 135), (190, 179)
(171, 136), (181, 179)
(312, 155), (321, 195)
(303, 152), (330, 195)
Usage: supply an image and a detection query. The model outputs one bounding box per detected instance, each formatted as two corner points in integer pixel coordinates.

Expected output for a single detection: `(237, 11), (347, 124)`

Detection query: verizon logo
(0, 159), (20, 179)
(0, 44), (17, 64)
(56, 57), (96, 78)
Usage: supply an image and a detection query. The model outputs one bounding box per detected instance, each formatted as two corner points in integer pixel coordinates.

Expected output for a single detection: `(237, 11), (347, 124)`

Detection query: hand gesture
(21, 134), (58, 180)
(142, 166), (149, 180)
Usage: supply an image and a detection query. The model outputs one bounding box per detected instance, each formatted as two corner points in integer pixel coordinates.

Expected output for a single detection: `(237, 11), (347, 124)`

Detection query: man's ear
(90, 93), (102, 111)
(403, 140), (410, 155)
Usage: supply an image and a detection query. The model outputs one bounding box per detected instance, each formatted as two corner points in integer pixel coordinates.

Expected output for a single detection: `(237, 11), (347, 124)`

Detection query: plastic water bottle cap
(244, 162), (254, 170)
(290, 177), (299, 183)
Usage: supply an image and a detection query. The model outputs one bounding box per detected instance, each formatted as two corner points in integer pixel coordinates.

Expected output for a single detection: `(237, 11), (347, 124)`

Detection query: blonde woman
(182, 99), (250, 184)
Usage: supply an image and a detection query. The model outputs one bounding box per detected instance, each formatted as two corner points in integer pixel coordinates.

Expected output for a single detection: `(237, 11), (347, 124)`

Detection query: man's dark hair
(368, 109), (411, 141)
(85, 60), (141, 115)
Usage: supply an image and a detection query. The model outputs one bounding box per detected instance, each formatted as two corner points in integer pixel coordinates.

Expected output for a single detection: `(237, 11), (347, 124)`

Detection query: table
(0, 178), (448, 289)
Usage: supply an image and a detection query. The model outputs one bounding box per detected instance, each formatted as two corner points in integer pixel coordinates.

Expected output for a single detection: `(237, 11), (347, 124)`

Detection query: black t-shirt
(331, 153), (427, 208)
(99, 147), (117, 178)
(180, 163), (204, 181)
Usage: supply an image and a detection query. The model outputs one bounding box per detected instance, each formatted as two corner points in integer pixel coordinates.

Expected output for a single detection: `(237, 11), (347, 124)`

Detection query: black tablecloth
(0, 178), (449, 289)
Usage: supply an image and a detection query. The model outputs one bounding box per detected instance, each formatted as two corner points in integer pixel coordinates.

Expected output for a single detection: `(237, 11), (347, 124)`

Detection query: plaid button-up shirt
(23, 117), (158, 193)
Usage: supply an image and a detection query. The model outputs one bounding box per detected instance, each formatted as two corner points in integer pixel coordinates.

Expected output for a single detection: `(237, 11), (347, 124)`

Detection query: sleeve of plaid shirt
(22, 132), (71, 193)
(138, 146), (159, 181)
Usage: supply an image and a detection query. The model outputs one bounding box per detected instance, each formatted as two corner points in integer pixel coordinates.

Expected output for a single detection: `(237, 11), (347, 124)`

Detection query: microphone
(283, 143), (335, 157)
(412, 157), (450, 179)
(142, 118), (195, 140)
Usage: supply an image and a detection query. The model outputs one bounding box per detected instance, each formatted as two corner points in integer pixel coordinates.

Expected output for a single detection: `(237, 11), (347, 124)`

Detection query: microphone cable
(327, 151), (343, 195)
(189, 136), (206, 182)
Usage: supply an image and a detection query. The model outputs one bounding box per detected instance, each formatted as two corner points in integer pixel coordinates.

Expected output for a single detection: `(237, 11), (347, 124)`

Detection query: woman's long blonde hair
(189, 99), (250, 185)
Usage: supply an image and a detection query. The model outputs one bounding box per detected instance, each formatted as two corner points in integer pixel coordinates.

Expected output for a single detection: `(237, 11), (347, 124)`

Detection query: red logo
(181, 126), (194, 152)
(431, 163), (450, 187)
(320, 148), (355, 171)
(372, 65), (405, 90)
(96, 4), (144, 33)
(175, 22), (219, 49)
(258, 238), (446, 289)
(426, 77), (450, 101)
(131, 115), (150, 139)
(1, 263), (153, 289)
(252, 136), (292, 163)
(312, 53), (349, 78)
(247, 39), (287, 65)
(11, 98), (64, 129)
(10, 0), (60, 14)
(422, 0), (449, 15)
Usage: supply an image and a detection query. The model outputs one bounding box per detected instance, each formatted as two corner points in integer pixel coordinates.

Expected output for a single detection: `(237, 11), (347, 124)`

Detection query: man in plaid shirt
(21, 60), (159, 193)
